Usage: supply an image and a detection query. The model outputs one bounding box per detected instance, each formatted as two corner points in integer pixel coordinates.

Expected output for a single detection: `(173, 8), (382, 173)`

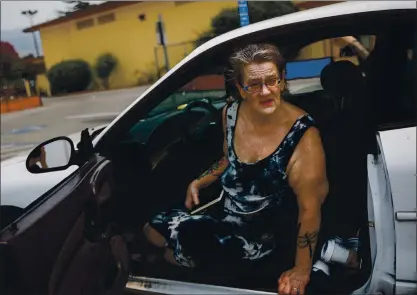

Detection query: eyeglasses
(241, 78), (281, 93)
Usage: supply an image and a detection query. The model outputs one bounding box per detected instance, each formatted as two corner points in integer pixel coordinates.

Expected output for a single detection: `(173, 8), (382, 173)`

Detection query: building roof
(23, 1), (138, 33)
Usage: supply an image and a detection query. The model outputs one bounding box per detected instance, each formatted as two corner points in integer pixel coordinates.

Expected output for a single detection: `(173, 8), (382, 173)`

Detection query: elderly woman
(144, 43), (329, 295)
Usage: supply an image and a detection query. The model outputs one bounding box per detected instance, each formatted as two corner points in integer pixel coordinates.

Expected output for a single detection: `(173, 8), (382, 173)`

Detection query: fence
(0, 80), (27, 101)
(154, 40), (196, 78)
(0, 79), (42, 114)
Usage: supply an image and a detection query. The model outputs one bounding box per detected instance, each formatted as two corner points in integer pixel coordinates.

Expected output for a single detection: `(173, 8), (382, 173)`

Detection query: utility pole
(156, 14), (169, 73)
(21, 10), (40, 57)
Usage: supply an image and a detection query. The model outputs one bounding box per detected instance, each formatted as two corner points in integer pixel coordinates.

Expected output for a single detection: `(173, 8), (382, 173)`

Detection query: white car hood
(1, 125), (105, 209)
(1, 159), (78, 208)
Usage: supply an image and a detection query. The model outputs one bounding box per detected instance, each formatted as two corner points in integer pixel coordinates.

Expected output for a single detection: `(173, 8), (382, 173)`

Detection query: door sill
(125, 275), (276, 294)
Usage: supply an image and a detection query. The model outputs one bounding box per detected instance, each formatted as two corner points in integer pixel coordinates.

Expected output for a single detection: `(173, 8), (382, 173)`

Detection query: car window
(146, 74), (226, 118)
(285, 35), (376, 95)
(373, 22), (416, 129)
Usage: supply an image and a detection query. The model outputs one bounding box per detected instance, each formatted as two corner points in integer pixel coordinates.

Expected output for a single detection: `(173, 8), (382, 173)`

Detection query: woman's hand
(185, 181), (200, 210)
(336, 36), (370, 60)
(338, 35), (358, 45)
(278, 266), (310, 295)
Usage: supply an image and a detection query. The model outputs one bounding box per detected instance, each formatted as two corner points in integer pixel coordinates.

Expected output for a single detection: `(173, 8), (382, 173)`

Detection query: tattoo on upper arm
(297, 223), (319, 258)
(197, 157), (227, 180)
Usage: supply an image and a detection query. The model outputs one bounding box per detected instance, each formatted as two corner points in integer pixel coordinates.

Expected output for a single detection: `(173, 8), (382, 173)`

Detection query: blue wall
(286, 57), (332, 80)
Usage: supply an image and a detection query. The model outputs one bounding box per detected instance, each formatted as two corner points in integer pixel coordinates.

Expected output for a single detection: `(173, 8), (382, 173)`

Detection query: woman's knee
(143, 223), (166, 248)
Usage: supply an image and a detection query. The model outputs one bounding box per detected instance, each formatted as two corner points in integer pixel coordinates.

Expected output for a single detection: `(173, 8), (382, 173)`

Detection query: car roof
(93, 0), (416, 146)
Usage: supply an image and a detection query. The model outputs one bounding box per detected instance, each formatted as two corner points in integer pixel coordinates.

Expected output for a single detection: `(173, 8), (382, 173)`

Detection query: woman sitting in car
(143, 43), (358, 295)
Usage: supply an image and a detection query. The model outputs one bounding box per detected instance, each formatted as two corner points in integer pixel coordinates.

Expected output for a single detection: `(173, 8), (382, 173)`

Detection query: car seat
(318, 60), (370, 240)
(312, 60), (373, 293)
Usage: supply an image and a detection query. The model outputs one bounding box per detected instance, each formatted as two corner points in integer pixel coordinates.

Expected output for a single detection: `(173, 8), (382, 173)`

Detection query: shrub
(134, 65), (162, 86)
(47, 59), (92, 94)
(94, 53), (118, 89)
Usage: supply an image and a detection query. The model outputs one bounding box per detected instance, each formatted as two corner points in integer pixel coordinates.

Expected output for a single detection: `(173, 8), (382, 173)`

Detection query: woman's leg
(144, 209), (237, 269)
(143, 222), (166, 248)
(143, 222), (185, 267)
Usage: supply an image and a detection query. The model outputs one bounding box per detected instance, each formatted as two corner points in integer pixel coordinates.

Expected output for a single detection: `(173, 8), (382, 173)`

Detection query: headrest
(320, 61), (365, 96)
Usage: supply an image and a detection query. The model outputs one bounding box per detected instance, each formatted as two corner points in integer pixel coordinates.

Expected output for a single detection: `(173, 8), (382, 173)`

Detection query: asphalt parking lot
(1, 86), (149, 161)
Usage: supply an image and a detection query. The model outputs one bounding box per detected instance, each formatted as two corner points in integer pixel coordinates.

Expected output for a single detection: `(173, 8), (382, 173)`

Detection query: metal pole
(22, 10), (40, 57)
(29, 17), (40, 57)
(157, 14), (170, 73)
(154, 47), (160, 79)
(162, 44), (169, 73)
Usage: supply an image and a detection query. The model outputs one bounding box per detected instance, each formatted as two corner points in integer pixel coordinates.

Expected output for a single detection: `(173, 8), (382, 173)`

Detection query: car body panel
(0, 155), (128, 295)
(0, 125), (105, 208)
(126, 276), (276, 295)
(366, 142), (396, 294)
(379, 127), (417, 283)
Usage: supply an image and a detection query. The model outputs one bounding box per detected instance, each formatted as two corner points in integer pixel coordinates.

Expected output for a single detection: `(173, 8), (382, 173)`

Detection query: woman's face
(237, 61), (285, 116)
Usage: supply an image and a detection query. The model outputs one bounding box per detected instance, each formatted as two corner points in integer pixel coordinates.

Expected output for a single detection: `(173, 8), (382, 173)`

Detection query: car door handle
(395, 211), (417, 222)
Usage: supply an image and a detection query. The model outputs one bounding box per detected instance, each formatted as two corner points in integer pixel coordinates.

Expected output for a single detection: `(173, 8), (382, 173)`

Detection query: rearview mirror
(26, 137), (75, 174)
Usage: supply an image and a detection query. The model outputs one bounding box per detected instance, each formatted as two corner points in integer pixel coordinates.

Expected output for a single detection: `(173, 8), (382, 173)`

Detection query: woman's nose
(260, 83), (271, 95)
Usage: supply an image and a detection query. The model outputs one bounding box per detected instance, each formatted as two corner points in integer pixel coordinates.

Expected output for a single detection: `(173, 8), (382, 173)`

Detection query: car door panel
(48, 212), (86, 295)
(379, 127), (417, 283)
(0, 155), (129, 295)
(1, 159), (98, 293)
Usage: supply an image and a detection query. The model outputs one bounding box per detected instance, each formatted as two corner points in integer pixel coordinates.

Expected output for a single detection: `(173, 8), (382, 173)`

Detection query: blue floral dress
(149, 100), (315, 268)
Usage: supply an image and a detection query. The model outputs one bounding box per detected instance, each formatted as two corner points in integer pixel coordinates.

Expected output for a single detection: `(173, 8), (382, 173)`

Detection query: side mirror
(26, 137), (76, 174)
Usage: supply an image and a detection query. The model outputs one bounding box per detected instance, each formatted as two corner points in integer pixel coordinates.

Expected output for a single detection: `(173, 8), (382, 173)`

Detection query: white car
(1, 125), (105, 209)
(0, 2), (415, 295)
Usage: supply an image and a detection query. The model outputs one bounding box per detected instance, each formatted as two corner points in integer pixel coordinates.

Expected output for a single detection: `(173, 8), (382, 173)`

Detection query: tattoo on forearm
(297, 223), (319, 258)
(197, 157), (227, 180)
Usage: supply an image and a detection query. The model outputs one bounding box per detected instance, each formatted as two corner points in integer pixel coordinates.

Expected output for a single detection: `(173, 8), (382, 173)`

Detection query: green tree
(0, 41), (24, 83)
(94, 53), (118, 89)
(195, 2), (299, 46)
(57, 1), (93, 16)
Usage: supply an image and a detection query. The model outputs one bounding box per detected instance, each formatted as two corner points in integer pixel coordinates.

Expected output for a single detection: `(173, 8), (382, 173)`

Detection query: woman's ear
(235, 82), (246, 100)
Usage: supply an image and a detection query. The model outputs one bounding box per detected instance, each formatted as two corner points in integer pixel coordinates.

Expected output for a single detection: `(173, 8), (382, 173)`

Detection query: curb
(44, 85), (151, 101)
(0, 96), (43, 114)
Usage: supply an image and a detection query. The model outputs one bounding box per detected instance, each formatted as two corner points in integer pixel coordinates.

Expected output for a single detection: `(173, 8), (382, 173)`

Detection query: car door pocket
(84, 159), (116, 242)
(90, 159), (115, 205)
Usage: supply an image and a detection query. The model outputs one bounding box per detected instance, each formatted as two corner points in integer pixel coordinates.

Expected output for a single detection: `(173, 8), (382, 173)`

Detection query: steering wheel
(181, 99), (219, 141)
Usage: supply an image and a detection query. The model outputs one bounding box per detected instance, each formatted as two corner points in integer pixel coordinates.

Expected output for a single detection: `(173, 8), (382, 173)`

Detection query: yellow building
(25, 0), (364, 96)
(24, 1), (238, 94)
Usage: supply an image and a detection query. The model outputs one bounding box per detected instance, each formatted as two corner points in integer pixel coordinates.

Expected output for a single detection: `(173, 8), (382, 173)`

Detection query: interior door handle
(395, 211), (417, 222)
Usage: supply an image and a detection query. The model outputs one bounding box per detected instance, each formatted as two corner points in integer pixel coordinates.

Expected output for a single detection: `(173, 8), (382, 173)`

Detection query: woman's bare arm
(287, 127), (329, 270)
(192, 106), (229, 189)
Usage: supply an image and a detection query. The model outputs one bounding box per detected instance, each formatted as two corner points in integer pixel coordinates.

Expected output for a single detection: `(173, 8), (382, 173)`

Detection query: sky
(1, 1), (104, 56)
(1, 1), (104, 31)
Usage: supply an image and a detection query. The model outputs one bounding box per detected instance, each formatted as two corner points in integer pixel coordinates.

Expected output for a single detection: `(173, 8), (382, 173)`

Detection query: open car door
(0, 134), (129, 295)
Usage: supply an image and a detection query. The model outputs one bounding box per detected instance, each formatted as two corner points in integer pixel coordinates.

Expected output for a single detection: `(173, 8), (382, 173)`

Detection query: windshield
(146, 74), (227, 118)
(147, 89), (226, 118)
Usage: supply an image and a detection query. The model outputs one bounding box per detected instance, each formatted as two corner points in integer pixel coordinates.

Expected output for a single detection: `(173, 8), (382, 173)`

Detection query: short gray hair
(227, 43), (286, 85)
